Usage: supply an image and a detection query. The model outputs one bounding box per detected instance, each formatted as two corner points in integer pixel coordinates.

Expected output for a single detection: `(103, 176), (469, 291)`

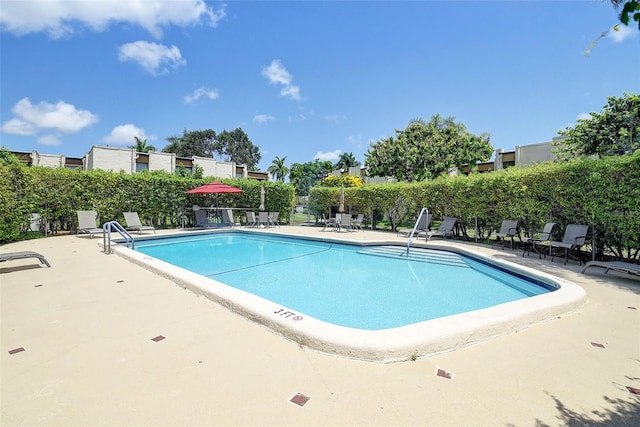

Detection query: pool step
(357, 246), (470, 268)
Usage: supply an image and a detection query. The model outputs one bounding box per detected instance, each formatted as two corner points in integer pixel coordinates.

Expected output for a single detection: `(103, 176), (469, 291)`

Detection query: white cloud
(119, 40), (186, 75)
(1, 98), (98, 136)
(314, 150), (342, 162)
(609, 24), (637, 43)
(325, 114), (347, 124)
(576, 113), (591, 121)
(253, 114), (274, 124)
(184, 87), (219, 104)
(38, 134), (61, 146)
(103, 124), (156, 145)
(261, 59), (301, 100)
(0, 0), (225, 39)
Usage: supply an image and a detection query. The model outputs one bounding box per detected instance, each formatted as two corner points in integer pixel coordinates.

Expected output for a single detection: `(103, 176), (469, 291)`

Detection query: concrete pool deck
(2, 226), (639, 426)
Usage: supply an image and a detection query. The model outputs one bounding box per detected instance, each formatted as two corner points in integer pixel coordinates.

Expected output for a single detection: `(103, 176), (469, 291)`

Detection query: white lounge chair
(269, 211), (280, 227)
(77, 210), (103, 238)
(0, 251), (50, 267)
(352, 214), (365, 231)
(581, 261), (640, 278)
(123, 212), (155, 234)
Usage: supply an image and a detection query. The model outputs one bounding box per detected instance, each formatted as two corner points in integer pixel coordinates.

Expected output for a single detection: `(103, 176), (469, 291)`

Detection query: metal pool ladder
(102, 220), (135, 253)
(406, 207), (429, 256)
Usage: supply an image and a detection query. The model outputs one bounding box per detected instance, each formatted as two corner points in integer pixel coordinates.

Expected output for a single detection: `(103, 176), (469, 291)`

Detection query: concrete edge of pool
(112, 229), (587, 363)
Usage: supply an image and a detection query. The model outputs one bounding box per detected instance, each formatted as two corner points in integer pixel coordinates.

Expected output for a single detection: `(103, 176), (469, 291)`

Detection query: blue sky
(1, 1), (638, 171)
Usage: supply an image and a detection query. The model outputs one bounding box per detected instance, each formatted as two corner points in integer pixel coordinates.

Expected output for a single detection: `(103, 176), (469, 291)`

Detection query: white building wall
(515, 137), (565, 167)
(215, 161), (235, 179)
(192, 156), (218, 177)
(87, 146), (135, 173)
(148, 152), (175, 173)
(30, 151), (65, 168)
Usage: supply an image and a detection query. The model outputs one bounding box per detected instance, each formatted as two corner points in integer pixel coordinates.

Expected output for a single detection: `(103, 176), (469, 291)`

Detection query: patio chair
(194, 210), (216, 227)
(0, 251), (51, 268)
(269, 211), (280, 227)
(258, 211), (270, 228)
(422, 217), (457, 241)
(337, 213), (352, 232)
(397, 213), (432, 237)
(352, 214), (365, 231)
(494, 219), (519, 249)
(123, 212), (156, 234)
(77, 210), (103, 238)
(550, 224), (589, 265)
(245, 211), (258, 228)
(321, 214), (337, 231)
(522, 222), (555, 258)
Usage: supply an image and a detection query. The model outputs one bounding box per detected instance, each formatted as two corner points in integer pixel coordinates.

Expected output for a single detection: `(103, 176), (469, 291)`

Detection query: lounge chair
(245, 211), (258, 228)
(194, 210), (216, 227)
(522, 222), (556, 258)
(77, 210), (103, 238)
(550, 224), (589, 265)
(0, 251), (50, 267)
(221, 209), (237, 227)
(581, 261), (640, 278)
(352, 214), (365, 231)
(123, 212), (155, 234)
(494, 219), (519, 249)
(423, 217), (457, 241)
(398, 214), (432, 237)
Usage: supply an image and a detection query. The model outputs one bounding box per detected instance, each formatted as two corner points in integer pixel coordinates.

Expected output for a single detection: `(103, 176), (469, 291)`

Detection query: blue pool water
(135, 233), (550, 330)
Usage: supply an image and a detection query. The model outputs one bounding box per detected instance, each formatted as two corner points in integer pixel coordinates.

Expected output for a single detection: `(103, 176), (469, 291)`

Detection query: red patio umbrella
(186, 182), (244, 209)
(186, 182), (244, 195)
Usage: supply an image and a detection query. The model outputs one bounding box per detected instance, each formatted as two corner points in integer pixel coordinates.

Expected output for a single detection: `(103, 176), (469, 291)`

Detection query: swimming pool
(116, 229), (586, 362)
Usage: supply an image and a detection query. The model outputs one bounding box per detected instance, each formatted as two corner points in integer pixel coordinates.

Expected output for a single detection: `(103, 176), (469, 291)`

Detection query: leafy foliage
(214, 128), (261, 170)
(163, 129), (217, 157)
(316, 174), (364, 188)
(310, 152), (640, 260)
(0, 166), (295, 242)
(267, 155), (289, 182)
(129, 136), (156, 153)
(333, 152), (360, 170)
(556, 92), (639, 159)
(289, 159), (333, 196)
(365, 114), (493, 181)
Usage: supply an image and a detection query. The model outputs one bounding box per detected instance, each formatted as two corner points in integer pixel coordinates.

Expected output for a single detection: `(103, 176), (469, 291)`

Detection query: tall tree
(162, 129), (217, 157)
(365, 115), (493, 181)
(214, 128), (261, 170)
(289, 159), (333, 196)
(556, 92), (639, 159)
(334, 152), (360, 171)
(129, 136), (156, 153)
(267, 156), (289, 182)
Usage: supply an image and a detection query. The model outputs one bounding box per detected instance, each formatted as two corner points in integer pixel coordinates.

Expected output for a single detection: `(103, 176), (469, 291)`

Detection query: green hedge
(310, 152), (640, 261)
(0, 167), (295, 243)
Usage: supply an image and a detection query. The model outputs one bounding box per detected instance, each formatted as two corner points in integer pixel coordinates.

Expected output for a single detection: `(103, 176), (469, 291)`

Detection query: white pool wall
(114, 230), (586, 363)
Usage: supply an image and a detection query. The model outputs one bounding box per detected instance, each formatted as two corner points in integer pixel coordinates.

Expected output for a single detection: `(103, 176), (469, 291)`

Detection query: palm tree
(267, 156), (289, 182)
(129, 136), (156, 153)
(334, 152), (360, 171)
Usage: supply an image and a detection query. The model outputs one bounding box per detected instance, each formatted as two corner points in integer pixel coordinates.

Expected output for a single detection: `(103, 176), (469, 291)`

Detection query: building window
(136, 163), (149, 173)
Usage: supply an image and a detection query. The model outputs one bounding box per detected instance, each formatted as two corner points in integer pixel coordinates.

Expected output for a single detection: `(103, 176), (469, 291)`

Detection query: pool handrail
(406, 207), (429, 256)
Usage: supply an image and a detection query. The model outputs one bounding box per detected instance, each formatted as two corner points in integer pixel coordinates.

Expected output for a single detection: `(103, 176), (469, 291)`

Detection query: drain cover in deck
(290, 393), (310, 406)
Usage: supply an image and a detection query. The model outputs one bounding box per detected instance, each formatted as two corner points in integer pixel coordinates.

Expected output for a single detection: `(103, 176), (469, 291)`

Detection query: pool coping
(113, 229), (587, 363)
